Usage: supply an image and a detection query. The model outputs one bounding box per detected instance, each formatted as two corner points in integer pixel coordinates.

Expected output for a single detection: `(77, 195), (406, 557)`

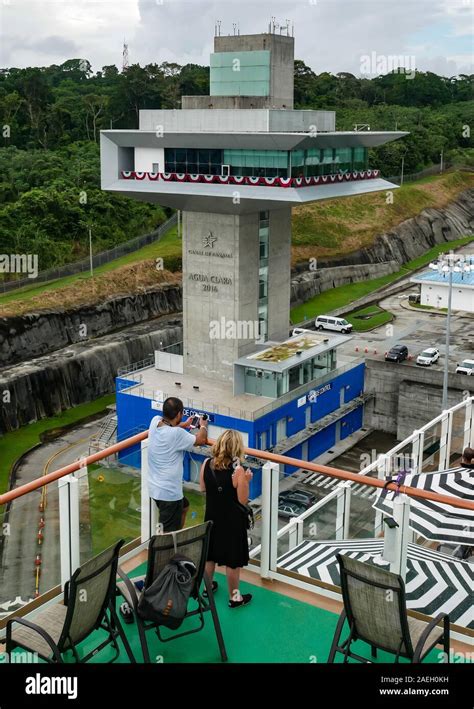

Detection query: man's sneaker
(119, 601), (134, 624)
(202, 580), (218, 598)
(228, 593), (252, 609)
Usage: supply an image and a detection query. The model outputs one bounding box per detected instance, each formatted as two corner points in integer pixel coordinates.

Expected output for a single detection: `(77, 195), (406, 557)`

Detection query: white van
(315, 315), (353, 334)
(456, 359), (474, 375)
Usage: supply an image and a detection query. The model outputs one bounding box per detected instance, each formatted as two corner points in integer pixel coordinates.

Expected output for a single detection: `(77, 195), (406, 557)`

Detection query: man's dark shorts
(154, 496), (190, 532)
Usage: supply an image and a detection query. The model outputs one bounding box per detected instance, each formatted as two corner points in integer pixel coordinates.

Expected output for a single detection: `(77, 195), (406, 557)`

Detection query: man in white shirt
(148, 397), (208, 532)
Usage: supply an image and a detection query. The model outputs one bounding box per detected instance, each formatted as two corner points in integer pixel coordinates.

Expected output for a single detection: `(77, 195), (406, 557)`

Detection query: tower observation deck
(101, 30), (407, 383)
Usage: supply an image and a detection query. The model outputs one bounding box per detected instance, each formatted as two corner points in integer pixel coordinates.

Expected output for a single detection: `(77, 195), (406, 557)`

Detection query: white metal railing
(361, 396), (473, 478)
(3, 396), (472, 639)
(118, 359), (363, 422)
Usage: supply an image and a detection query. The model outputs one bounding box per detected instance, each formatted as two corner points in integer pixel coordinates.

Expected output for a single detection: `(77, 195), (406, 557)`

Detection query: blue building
(116, 332), (365, 499)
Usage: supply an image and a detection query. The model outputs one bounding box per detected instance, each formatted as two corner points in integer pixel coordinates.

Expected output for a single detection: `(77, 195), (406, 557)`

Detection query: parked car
(416, 347), (440, 366)
(456, 359), (474, 375)
(279, 490), (317, 508)
(291, 327), (314, 337)
(409, 293), (421, 304)
(278, 501), (306, 519)
(385, 344), (409, 363)
(315, 315), (353, 334)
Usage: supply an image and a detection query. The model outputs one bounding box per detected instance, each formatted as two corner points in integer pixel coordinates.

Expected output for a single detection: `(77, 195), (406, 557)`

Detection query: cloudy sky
(1, 0), (472, 76)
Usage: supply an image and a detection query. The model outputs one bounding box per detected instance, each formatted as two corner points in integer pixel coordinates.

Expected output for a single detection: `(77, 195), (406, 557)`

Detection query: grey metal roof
(102, 176), (399, 213)
(101, 129), (407, 151)
(234, 334), (350, 373)
(412, 268), (474, 289)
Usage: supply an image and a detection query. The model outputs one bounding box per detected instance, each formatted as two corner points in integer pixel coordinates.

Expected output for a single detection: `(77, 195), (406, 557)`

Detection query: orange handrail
(0, 430), (472, 512)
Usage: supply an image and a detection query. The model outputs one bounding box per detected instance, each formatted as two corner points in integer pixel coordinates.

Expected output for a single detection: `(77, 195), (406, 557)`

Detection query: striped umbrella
(277, 538), (473, 630)
(373, 467), (474, 546)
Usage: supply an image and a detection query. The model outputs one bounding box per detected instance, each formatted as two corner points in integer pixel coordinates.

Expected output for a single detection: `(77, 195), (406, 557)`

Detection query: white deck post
(463, 397), (474, 450)
(336, 481), (351, 540)
(391, 494), (411, 581)
(58, 473), (81, 588)
(439, 410), (452, 471)
(374, 454), (389, 537)
(141, 441), (157, 543)
(288, 517), (304, 549)
(411, 430), (423, 475)
(260, 461), (279, 578)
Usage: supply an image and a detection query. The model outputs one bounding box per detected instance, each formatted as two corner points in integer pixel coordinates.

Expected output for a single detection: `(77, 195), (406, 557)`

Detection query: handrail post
(391, 494), (410, 581)
(463, 396), (474, 450)
(336, 481), (351, 540)
(374, 454), (389, 536)
(58, 473), (80, 589)
(140, 441), (157, 543)
(288, 516), (304, 550)
(411, 430), (423, 475)
(439, 409), (452, 470)
(260, 461), (279, 578)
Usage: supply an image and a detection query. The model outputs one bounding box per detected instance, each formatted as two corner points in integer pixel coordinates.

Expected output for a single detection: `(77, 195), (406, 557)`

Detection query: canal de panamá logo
(202, 231), (217, 248)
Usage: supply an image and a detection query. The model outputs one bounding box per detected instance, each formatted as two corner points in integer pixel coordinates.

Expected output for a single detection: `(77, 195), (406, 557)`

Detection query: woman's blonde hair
(211, 429), (244, 470)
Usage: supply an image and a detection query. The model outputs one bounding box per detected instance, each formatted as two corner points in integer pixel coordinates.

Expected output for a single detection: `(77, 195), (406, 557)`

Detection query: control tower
(101, 29), (406, 383)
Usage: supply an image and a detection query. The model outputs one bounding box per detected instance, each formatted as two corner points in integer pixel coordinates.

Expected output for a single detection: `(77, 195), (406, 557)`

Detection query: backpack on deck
(137, 534), (197, 629)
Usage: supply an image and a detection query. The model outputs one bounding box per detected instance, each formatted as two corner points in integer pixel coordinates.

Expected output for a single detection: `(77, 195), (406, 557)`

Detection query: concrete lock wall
(364, 359), (473, 439)
(182, 207), (291, 382)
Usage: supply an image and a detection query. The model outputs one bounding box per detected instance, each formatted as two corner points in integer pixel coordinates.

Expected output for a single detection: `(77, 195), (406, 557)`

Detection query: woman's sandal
(202, 580), (218, 598)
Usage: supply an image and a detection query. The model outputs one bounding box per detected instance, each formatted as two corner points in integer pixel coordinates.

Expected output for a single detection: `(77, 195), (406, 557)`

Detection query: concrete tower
(101, 30), (406, 384)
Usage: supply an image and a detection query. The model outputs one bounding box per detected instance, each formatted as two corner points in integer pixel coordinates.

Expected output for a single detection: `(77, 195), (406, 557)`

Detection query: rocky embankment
(0, 318), (182, 432)
(0, 189), (472, 432)
(0, 283), (181, 368)
(291, 188), (473, 303)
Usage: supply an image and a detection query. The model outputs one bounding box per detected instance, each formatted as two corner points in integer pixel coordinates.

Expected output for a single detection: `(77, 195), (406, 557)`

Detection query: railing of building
(119, 170), (381, 188)
(118, 359), (363, 421)
(0, 396), (472, 639)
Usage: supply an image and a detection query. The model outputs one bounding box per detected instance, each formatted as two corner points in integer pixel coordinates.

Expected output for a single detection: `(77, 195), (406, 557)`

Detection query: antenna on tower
(122, 40), (129, 71)
(216, 19), (222, 36)
(232, 22), (236, 36)
(271, 16), (275, 33)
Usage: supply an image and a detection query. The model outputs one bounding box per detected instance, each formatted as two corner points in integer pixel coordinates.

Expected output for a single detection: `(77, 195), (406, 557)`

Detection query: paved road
(337, 243), (474, 371)
(0, 419), (104, 615)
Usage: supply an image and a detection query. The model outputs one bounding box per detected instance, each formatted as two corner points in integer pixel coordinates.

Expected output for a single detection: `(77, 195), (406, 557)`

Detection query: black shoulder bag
(208, 459), (254, 530)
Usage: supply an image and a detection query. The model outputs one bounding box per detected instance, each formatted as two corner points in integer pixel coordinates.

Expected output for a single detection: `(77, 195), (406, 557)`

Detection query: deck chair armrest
(116, 566), (140, 611)
(413, 613), (449, 663)
(7, 616), (62, 662)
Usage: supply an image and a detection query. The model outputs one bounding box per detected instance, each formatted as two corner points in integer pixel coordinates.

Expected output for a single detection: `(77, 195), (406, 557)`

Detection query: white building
(411, 255), (474, 313)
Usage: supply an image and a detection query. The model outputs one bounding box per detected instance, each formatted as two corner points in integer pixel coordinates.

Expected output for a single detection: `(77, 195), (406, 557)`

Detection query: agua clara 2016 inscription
(188, 272), (233, 292)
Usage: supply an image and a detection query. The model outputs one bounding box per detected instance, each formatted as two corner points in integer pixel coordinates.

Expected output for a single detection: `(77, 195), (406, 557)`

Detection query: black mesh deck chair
(116, 522), (227, 662)
(327, 554), (450, 663)
(6, 540), (135, 663)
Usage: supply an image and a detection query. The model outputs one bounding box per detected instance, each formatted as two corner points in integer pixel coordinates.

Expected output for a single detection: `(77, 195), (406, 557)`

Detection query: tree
(82, 94), (109, 141)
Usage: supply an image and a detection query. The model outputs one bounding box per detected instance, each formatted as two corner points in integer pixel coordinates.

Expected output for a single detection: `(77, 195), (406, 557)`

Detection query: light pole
(89, 227), (93, 278)
(429, 254), (473, 411)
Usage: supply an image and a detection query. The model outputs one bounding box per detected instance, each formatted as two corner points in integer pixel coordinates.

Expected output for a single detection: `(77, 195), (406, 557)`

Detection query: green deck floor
(18, 565), (443, 664)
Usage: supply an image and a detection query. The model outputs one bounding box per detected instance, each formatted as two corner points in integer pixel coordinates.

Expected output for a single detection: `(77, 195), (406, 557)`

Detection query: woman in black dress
(200, 429), (253, 608)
